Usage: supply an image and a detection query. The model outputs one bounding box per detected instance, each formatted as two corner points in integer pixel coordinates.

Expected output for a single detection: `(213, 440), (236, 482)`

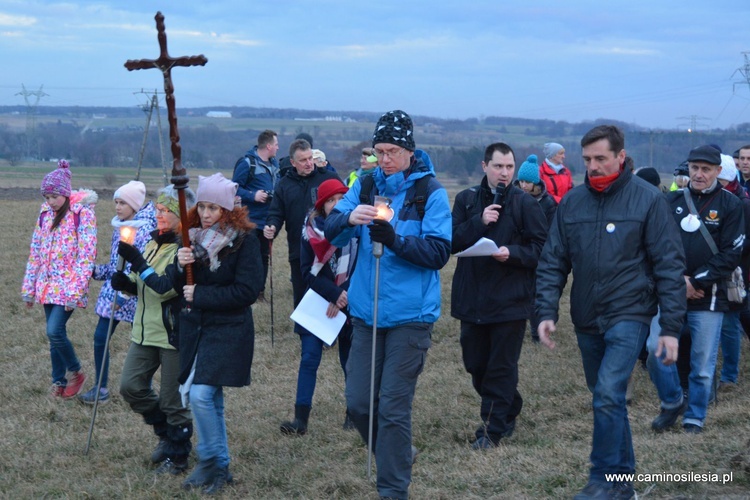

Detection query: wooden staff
(124, 11), (208, 289)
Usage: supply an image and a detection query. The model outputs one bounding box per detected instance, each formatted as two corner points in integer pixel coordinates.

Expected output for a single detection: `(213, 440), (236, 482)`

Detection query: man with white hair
(647, 145), (744, 434)
(539, 142), (574, 203)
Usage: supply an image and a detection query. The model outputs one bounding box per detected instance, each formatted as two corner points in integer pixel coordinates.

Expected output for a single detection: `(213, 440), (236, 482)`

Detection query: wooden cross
(124, 11), (207, 289)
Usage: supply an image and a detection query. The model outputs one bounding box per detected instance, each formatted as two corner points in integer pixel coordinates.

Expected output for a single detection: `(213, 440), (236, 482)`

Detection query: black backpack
(358, 174), (431, 220)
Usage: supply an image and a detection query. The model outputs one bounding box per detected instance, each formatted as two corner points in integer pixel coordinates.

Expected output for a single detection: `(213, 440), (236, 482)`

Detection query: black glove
(118, 242), (148, 273)
(369, 219), (397, 248)
(110, 271), (134, 294)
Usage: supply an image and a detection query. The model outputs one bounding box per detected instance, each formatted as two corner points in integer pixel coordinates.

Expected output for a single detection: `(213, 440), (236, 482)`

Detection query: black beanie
(372, 110), (415, 151)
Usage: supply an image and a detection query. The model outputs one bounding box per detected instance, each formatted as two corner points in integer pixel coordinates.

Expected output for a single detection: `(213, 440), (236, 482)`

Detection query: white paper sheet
(290, 289), (347, 346)
(455, 237), (500, 257)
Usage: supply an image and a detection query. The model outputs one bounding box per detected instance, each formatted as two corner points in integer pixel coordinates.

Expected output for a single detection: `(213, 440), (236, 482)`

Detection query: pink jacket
(22, 189), (98, 309)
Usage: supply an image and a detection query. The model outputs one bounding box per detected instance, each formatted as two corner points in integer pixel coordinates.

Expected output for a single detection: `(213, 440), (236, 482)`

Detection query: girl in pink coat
(22, 160), (98, 399)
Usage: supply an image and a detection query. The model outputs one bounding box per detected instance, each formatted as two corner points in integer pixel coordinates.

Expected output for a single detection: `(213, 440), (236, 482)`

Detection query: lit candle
(119, 226), (136, 245)
(374, 196), (394, 222)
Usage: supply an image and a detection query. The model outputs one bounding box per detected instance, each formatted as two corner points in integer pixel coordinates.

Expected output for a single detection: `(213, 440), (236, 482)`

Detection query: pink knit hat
(114, 180), (146, 212)
(41, 160), (72, 197)
(196, 173), (238, 211)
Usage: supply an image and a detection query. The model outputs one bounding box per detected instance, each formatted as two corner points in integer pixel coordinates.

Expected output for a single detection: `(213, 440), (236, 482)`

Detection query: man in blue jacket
(325, 110), (451, 500)
(232, 129), (279, 301)
(536, 125), (686, 500)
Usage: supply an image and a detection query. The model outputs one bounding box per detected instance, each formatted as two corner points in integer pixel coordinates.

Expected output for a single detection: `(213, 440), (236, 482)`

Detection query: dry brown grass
(2, 187), (750, 499)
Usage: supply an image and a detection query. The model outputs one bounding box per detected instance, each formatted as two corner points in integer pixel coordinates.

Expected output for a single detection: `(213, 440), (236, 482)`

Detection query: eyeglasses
(156, 208), (173, 215)
(373, 147), (405, 160)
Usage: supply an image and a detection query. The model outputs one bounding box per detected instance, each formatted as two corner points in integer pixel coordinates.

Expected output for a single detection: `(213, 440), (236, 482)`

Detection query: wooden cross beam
(124, 11), (207, 288)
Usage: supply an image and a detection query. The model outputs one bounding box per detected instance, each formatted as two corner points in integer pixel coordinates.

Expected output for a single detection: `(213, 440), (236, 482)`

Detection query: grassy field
(1, 183), (750, 499)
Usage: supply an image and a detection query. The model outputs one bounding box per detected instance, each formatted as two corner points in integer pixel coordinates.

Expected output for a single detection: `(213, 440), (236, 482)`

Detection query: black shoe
(683, 423), (703, 434)
(280, 405), (311, 436)
(471, 436), (496, 450)
(151, 437), (170, 464)
(574, 481), (633, 499)
(183, 459), (217, 490)
(651, 398), (687, 432)
(342, 412), (355, 430)
(155, 457), (188, 475)
(203, 466), (233, 495)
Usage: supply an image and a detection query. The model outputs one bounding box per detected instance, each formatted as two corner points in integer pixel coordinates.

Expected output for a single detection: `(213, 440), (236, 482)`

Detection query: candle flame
(374, 196), (394, 222)
(119, 226), (136, 245)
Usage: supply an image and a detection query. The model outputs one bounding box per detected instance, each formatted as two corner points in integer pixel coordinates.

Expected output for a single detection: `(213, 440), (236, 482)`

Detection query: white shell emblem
(680, 214), (700, 232)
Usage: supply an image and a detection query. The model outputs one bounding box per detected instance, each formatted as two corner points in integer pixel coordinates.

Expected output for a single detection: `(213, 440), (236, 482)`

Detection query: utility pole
(134, 88), (168, 185)
(16, 84), (48, 160)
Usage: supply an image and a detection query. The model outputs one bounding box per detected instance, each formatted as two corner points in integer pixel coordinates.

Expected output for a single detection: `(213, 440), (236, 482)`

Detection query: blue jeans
(190, 384), (229, 468)
(345, 319), (431, 500)
(576, 321), (648, 483)
(93, 315), (120, 389)
(295, 329), (351, 407)
(720, 311), (742, 384)
(647, 310), (722, 427)
(44, 304), (81, 385)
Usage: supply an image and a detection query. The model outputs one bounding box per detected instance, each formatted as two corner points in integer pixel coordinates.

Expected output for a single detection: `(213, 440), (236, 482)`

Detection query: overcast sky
(1, 1), (749, 131)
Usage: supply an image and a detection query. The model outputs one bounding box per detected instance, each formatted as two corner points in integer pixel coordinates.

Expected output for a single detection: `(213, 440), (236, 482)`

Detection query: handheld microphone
(488, 183), (506, 226)
(493, 182), (506, 209)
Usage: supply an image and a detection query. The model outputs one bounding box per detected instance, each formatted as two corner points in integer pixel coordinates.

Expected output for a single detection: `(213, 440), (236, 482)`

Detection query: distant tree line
(1, 106), (749, 181)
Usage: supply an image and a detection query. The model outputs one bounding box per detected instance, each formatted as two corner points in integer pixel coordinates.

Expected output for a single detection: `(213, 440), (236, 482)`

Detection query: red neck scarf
(589, 170), (621, 192)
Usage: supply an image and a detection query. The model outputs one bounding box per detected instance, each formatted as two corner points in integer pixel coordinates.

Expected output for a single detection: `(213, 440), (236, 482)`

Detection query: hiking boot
(78, 387), (109, 405)
(151, 437), (170, 464)
(183, 459), (217, 490)
(62, 371), (86, 399)
(155, 457), (188, 475)
(49, 382), (65, 399)
(651, 398), (687, 432)
(203, 465), (233, 495)
(280, 405), (311, 436)
(683, 423), (703, 434)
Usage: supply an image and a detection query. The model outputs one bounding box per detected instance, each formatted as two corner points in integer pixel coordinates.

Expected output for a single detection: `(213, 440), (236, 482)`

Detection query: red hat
(315, 179), (348, 211)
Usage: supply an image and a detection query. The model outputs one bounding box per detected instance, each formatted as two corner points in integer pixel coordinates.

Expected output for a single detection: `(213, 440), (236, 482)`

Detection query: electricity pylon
(16, 84), (48, 159)
(134, 89), (168, 185)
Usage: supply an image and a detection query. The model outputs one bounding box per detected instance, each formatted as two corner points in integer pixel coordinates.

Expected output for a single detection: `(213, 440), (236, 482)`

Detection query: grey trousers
(120, 342), (191, 427)
(345, 318), (431, 500)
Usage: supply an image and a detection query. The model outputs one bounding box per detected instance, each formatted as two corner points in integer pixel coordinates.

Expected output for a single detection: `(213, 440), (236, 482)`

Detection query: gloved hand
(369, 219), (397, 248)
(118, 242), (148, 273)
(110, 271), (132, 292)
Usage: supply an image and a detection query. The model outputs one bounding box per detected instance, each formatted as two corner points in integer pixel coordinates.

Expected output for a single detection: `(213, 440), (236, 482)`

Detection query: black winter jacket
(266, 167), (340, 262)
(451, 178), (548, 323)
(668, 182), (744, 312)
(536, 169), (687, 336)
(168, 230), (263, 387)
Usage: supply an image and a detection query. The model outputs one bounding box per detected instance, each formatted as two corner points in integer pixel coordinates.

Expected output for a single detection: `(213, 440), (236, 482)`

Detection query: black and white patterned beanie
(372, 110), (415, 151)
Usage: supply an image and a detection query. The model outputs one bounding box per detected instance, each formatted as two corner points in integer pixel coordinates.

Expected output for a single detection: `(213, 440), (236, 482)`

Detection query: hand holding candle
(116, 226), (137, 271)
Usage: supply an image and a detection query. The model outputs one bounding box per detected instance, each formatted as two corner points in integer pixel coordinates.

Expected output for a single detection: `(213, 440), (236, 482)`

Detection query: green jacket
(127, 231), (180, 349)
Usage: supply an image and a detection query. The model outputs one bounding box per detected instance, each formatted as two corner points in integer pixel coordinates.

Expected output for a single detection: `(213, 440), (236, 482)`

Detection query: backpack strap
(359, 174), (376, 205)
(403, 176), (431, 219)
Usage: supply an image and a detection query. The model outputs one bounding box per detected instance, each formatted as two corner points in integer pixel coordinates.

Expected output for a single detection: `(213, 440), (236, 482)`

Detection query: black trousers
(460, 319), (525, 442)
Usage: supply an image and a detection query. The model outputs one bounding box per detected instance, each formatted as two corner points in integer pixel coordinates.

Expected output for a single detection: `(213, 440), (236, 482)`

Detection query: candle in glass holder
(374, 196), (394, 222)
(119, 226), (136, 245)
